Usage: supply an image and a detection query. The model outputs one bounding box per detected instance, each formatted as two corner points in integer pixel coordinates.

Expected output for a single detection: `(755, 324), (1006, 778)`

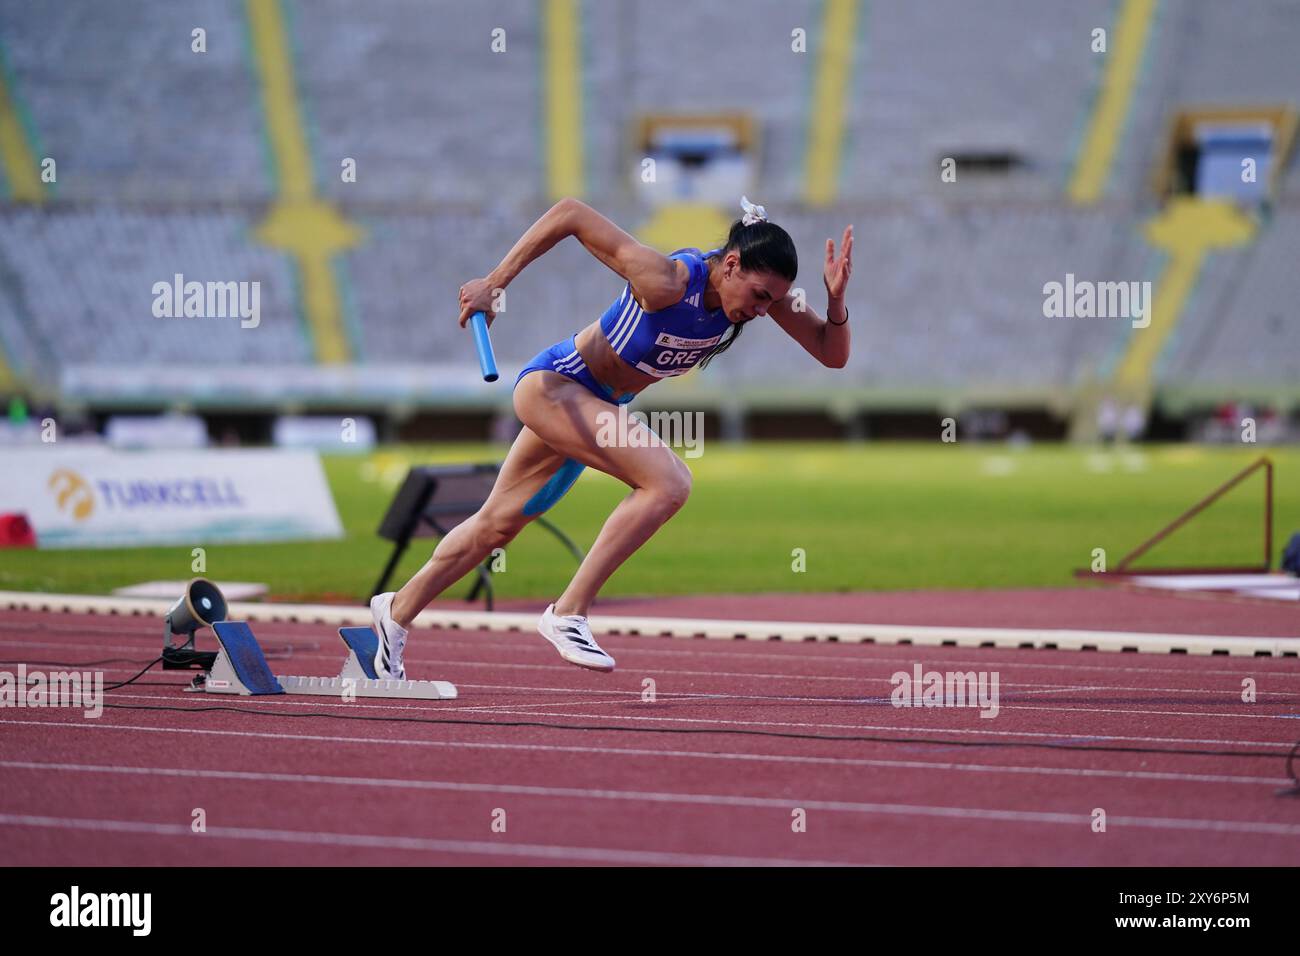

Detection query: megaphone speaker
(164, 577), (228, 650)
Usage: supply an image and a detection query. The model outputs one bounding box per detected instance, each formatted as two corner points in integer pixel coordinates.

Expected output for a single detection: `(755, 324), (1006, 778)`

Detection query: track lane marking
(0, 719), (1288, 784)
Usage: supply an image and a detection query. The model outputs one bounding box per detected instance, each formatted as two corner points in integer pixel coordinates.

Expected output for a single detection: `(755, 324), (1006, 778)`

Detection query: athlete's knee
(648, 461), (692, 512)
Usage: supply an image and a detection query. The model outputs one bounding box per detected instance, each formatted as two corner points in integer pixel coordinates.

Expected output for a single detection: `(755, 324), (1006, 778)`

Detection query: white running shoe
(538, 603), (616, 672)
(369, 591), (408, 679)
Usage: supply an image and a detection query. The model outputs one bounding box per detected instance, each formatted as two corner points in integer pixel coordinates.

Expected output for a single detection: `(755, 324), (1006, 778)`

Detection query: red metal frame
(1075, 456), (1274, 578)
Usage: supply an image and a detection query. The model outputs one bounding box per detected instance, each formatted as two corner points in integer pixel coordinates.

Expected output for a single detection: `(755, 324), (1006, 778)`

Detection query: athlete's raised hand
(457, 277), (499, 328)
(823, 225), (853, 299)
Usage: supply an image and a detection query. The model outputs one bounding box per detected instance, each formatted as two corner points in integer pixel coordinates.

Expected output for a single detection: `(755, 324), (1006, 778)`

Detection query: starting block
(199, 621), (457, 700)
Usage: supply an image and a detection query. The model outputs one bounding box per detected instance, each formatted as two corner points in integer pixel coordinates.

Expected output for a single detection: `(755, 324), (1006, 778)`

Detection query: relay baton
(469, 310), (499, 382)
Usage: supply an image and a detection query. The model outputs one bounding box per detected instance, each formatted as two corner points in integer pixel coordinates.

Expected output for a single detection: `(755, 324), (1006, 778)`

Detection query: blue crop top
(597, 248), (735, 379)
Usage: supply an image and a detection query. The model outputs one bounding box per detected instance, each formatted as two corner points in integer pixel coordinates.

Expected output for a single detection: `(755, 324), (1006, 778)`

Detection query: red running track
(1, 601), (1298, 866)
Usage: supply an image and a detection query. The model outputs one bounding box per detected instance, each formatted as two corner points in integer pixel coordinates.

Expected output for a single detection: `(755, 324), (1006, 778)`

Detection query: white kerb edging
(0, 591), (1296, 658)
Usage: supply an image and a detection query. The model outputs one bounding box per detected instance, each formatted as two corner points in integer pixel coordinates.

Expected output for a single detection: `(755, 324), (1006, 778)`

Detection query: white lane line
(31, 684), (1300, 726)
(1, 710), (1293, 750)
(0, 814), (855, 866)
(3, 756), (1286, 791)
(0, 719), (1287, 784)
(3, 761), (1297, 834)
(446, 689), (1300, 720)
(2, 652), (1295, 706)
(452, 707), (1300, 747)
(1011, 703), (1300, 720)
(51, 687), (899, 716)
(449, 682), (1300, 719)
(450, 696), (624, 713)
(450, 693), (1300, 720)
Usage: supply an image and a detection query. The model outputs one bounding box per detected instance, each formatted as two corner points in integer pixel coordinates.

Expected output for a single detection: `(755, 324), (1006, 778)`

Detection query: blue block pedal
(208, 622), (285, 695)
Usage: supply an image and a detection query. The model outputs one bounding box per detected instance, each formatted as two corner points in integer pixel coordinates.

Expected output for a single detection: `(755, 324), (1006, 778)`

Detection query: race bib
(634, 331), (723, 378)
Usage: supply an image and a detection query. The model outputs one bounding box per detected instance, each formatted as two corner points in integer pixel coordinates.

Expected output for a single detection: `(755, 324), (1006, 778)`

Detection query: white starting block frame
(203, 622), (457, 700)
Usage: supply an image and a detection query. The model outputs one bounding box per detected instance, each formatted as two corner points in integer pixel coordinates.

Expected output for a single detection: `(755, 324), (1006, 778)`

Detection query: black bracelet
(828, 306), (849, 326)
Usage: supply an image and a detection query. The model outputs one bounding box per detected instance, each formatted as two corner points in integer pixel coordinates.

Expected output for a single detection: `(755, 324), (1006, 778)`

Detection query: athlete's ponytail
(697, 201), (797, 370)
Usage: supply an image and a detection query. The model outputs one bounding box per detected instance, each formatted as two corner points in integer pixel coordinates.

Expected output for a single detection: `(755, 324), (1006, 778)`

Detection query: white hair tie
(740, 195), (767, 226)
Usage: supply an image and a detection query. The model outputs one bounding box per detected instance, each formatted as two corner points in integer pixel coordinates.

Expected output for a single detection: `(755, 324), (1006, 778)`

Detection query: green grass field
(1, 443), (1291, 602)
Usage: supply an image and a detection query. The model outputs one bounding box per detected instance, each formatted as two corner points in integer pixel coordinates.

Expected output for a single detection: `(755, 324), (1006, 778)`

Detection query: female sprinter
(369, 195), (853, 676)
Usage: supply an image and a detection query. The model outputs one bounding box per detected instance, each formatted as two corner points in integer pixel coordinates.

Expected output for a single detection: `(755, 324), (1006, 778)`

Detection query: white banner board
(1, 449), (343, 549)
(273, 415), (376, 451)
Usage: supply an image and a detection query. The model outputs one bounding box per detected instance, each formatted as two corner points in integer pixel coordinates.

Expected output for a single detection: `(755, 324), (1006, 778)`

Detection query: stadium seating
(0, 0), (1294, 409)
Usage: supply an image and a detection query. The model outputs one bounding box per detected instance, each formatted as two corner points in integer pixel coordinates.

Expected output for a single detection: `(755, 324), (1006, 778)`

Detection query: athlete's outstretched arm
(458, 198), (686, 326)
(767, 225), (852, 368)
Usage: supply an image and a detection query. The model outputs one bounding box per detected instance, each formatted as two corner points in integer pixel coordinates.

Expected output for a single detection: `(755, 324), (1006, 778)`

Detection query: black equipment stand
(371, 463), (583, 611)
